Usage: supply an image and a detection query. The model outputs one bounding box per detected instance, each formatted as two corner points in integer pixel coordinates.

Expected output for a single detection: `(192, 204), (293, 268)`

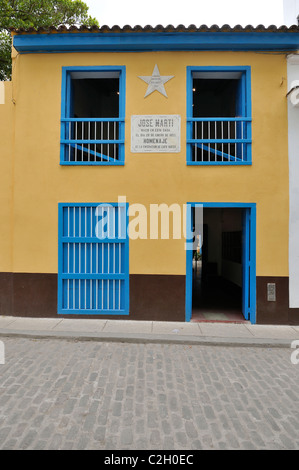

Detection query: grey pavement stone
(0, 337), (299, 450)
(120, 427), (133, 446)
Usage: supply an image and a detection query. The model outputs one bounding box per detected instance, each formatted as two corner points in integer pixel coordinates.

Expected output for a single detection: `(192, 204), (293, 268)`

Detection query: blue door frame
(185, 202), (256, 324)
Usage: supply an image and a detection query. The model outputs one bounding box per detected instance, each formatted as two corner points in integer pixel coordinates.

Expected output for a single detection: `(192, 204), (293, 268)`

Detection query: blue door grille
(58, 203), (129, 315)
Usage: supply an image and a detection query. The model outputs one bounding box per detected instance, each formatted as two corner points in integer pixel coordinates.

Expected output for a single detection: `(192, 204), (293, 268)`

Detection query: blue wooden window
(60, 66), (126, 165)
(58, 203), (129, 315)
(187, 66), (252, 165)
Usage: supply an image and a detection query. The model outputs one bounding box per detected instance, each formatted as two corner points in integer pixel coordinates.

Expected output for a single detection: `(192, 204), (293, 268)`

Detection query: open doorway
(185, 203), (256, 323)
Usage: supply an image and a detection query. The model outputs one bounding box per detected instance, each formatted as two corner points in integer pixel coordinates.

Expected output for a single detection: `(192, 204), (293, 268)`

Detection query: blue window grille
(60, 66), (126, 165)
(58, 203), (129, 315)
(187, 66), (252, 165)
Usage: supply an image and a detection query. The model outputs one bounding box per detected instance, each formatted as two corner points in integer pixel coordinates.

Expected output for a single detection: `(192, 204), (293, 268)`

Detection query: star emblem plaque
(138, 64), (174, 98)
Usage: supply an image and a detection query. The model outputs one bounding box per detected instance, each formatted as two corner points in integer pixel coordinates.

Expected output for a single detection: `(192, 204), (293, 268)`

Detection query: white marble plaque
(131, 115), (181, 153)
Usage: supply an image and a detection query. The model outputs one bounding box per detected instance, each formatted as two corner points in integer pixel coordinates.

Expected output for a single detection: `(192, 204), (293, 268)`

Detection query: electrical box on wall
(267, 283), (276, 302)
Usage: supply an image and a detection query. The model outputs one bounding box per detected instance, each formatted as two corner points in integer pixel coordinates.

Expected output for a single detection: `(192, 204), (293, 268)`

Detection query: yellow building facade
(0, 25), (298, 324)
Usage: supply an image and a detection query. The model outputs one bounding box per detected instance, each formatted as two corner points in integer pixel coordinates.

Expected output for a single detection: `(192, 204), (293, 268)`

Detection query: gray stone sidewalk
(0, 315), (298, 347)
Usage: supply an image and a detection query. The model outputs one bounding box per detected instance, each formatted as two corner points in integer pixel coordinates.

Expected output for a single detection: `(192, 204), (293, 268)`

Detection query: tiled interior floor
(191, 262), (247, 323)
(191, 309), (247, 323)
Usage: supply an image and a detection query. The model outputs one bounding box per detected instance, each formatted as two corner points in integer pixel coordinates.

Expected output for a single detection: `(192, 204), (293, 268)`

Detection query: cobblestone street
(0, 337), (298, 450)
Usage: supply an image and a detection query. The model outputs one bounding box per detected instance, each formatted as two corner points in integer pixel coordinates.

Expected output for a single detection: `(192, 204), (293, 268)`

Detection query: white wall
(287, 54), (299, 308)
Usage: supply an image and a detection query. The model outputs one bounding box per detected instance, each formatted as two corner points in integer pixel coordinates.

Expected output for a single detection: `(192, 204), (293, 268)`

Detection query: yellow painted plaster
(0, 82), (14, 272)
(8, 50), (289, 276)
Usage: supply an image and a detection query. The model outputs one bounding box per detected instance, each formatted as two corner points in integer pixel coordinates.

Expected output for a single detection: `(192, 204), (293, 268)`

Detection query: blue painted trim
(57, 203), (64, 314)
(192, 202), (256, 208)
(61, 117), (125, 122)
(62, 273), (126, 280)
(67, 143), (116, 163)
(60, 161), (125, 166)
(58, 202), (126, 207)
(13, 32), (299, 53)
(245, 70), (252, 163)
(61, 236), (126, 243)
(187, 139), (251, 143)
(186, 67), (193, 164)
(242, 210), (250, 320)
(60, 66), (126, 166)
(60, 67), (67, 163)
(249, 204), (257, 324)
(187, 161), (252, 166)
(185, 203), (193, 322)
(194, 143), (244, 163)
(188, 65), (252, 73)
(57, 309), (128, 316)
(189, 117), (252, 122)
(185, 202), (256, 324)
(57, 202), (129, 316)
(62, 139), (123, 144)
(186, 66), (252, 165)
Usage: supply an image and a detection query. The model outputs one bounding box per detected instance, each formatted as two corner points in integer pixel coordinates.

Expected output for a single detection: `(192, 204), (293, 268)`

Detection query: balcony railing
(187, 117), (252, 164)
(60, 118), (125, 165)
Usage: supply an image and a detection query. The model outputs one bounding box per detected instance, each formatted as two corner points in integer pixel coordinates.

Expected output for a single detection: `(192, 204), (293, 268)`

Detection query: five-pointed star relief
(138, 64), (174, 98)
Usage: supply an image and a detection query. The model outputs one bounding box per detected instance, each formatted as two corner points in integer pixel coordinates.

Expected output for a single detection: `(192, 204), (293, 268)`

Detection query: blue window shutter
(58, 203), (129, 315)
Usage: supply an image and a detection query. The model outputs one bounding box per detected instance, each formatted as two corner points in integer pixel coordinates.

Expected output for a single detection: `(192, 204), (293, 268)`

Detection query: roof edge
(12, 25), (299, 54)
(10, 23), (299, 34)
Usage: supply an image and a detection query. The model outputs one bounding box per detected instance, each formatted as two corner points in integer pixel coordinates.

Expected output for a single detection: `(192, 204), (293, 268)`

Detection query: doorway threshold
(191, 309), (249, 323)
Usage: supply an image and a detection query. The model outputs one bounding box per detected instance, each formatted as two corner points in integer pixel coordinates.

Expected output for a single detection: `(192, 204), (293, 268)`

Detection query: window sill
(60, 161), (125, 166)
(187, 161), (252, 166)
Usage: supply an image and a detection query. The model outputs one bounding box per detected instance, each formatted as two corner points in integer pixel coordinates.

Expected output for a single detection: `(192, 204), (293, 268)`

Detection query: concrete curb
(0, 328), (293, 348)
